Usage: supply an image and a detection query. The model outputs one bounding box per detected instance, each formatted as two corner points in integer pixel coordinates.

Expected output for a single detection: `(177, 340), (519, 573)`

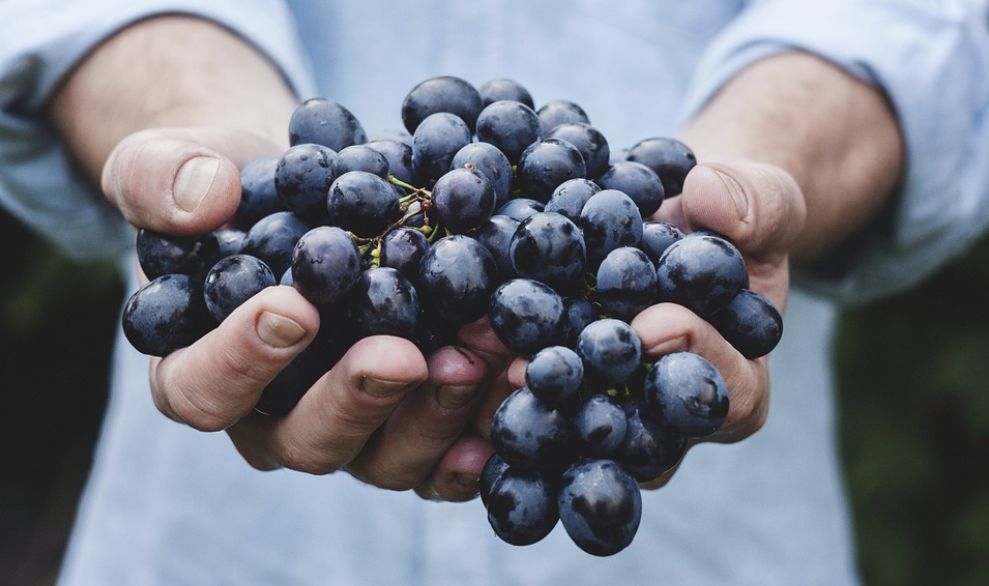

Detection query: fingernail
(451, 472), (480, 491)
(713, 169), (748, 219)
(363, 377), (414, 397)
(646, 336), (689, 357)
(436, 384), (477, 410)
(173, 156), (219, 212)
(256, 311), (307, 348)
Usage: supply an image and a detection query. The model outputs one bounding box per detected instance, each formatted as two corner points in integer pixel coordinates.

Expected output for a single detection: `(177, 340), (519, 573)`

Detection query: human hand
(103, 126), (497, 500)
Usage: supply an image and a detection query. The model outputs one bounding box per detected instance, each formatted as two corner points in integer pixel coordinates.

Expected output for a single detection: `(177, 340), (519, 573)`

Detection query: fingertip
(345, 335), (429, 390)
(419, 436), (494, 502)
(427, 346), (488, 387)
(630, 303), (696, 357)
(507, 357), (527, 388)
(680, 163), (747, 238)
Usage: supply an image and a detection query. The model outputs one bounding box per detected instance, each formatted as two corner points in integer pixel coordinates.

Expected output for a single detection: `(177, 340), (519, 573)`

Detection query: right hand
(104, 126), (497, 500)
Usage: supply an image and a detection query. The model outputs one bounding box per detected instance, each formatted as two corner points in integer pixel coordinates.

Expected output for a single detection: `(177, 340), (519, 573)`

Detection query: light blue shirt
(1, 1), (988, 584)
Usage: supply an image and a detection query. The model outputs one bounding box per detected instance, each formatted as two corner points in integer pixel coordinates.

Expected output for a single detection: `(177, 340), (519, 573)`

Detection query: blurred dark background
(0, 207), (987, 585)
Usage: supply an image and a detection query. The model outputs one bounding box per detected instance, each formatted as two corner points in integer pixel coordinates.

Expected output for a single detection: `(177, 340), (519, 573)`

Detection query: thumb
(101, 127), (281, 235)
(677, 162), (807, 259)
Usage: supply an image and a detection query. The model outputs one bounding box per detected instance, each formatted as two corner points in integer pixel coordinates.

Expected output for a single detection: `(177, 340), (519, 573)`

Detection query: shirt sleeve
(0, 0), (317, 261)
(678, 0), (989, 303)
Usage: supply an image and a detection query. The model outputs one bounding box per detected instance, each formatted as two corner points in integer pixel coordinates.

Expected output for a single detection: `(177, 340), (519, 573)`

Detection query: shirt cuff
(678, 0), (989, 303)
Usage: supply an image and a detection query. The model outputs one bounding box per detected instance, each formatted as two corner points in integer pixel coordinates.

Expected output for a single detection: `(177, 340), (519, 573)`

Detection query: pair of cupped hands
(104, 125), (806, 501)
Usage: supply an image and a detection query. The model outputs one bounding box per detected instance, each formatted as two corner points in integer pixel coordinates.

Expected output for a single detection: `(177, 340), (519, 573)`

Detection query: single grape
(136, 229), (221, 280)
(710, 289), (783, 359)
(577, 319), (641, 388)
(545, 122), (610, 179)
(237, 155), (285, 226)
(480, 453), (511, 506)
(655, 233), (748, 317)
(348, 267), (420, 339)
(616, 400), (687, 481)
(401, 75), (483, 133)
(366, 139), (416, 185)
(474, 214), (521, 281)
(274, 143), (337, 223)
(242, 213), (310, 278)
(203, 254), (276, 322)
(213, 227), (247, 258)
(288, 98), (366, 151)
(486, 467), (558, 546)
(574, 394), (628, 458)
(431, 168), (497, 232)
(412, 112), (473, 184)
(639, 221), (684, 265)
(510, 212), (586, 291)
(488, 278), (567, 355)
(451, 142), (513, 208)
(490, 386), (572, 472)
(367, 128), (413, 146)
(596, 247), (658, 320)
(418, 235), (497, 324)
(516, 139), (586, 202)
(479, 78), (534, 108)
(331, 145), (390, 179)
(578, 189), (643, 267)
(380, 227), (429, 284)
(525, 345), (584, 406)
(626, 137), (697, 196)
(290, 226), (362, 307)
(558, 459), (641, 557)
(545, 178), (601, 223)
(644, 352), (729, 437)
(537, 99), (590, 134)
(562, 297), (598, 346)
(122, 274), (215, 356)
(496, 198), (544, 222)
(596, 161), (665, 217)
(326, 171), (401, 238)
(475, 100), (542, 163)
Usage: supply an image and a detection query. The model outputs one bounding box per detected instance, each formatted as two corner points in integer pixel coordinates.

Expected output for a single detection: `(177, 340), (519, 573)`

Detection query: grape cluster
(121, 76), (784, 555)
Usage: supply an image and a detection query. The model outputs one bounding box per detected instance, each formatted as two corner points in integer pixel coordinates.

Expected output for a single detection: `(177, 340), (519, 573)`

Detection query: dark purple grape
(545, 123), (610, 179)
(348, 267), (420, 339)
(136, 229), (221, 280)
(412, 112), (473, 184)
(380, 227), (429, 284)
(274, 143), (337, 223)
(476, 100), (542, 163)
(516, 139), (586, 202)
(331, 145), (389, 179)
(242, 212), (310, 278)
(575, 395), (627, 457)
(203, 254), (275, 322)
(578, 189), (643, 266)
(577, 319), (641, 388)
(480, 453), (511, 507)
(545, 178), (601, 223)
(366, 139), (416, 185)
(617, 401), (687, 481)
(326, 171), (401, 238)
(413, 307), (459, 356)
(558, 459), (641, 557)
(626, 137), (696, 196)
(525, 345), (584, 406)
(474, 214), (520, 281)
(451, 142), (513, 208)
(639, 221), (684, 265)
(490, 386), (572, 471)
(563, 297), (598, 346)
(431, 168), (496, 232)
(596, 247), (658, 320)
(401, 76), (483, 133)
(488, 279), (567, 355)
(486, 467), (558, 546)
(596, 161), (665, 217)
(656, 234), (748, 317)
(479, 78), (534, 109)
(291, 226), (361, 306)
(213, 227), (246, 258)
(288, 98), (366, 151)
(496, 198), (544, 222)
(644, 352), (728, 437)
(237, 155), (284, 226)
(510, 211), (586, 291)
(537, 99), (590, 134)
(368, 128), (413, 146)
(418, 235), (497, 324)
(122, 274), (214, 356)
(710, 289), (783, 359)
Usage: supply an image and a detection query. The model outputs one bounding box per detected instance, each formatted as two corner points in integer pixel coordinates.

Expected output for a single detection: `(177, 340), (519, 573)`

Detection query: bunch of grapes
(121, 76), (784, 555)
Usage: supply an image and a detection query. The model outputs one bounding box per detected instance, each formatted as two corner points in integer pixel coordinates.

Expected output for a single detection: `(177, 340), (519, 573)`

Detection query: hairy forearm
(680, 52), (904, 261)
(50, 15), (298, 181)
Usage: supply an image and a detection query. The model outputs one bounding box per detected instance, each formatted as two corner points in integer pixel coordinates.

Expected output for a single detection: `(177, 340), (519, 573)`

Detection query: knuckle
(169, 390), (231, 432)
(217, 344), (278, 389)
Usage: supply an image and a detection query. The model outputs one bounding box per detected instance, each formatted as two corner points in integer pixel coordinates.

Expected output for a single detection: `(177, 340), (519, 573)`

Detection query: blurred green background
(0, 209), (987, 585)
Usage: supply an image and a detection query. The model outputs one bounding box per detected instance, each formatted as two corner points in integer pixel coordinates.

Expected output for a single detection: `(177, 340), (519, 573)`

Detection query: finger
(507, 357), (527, 389)
(151, 285), (319, 431)
(231, 336), (429, 474)
(346, 346), (488, 490)
(457, 316), (513, 372)
(415, 435), (494, 502)
(101, 127), (281, 235)
(632, 303), (769, 443)
(470, 365), (518, 441)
